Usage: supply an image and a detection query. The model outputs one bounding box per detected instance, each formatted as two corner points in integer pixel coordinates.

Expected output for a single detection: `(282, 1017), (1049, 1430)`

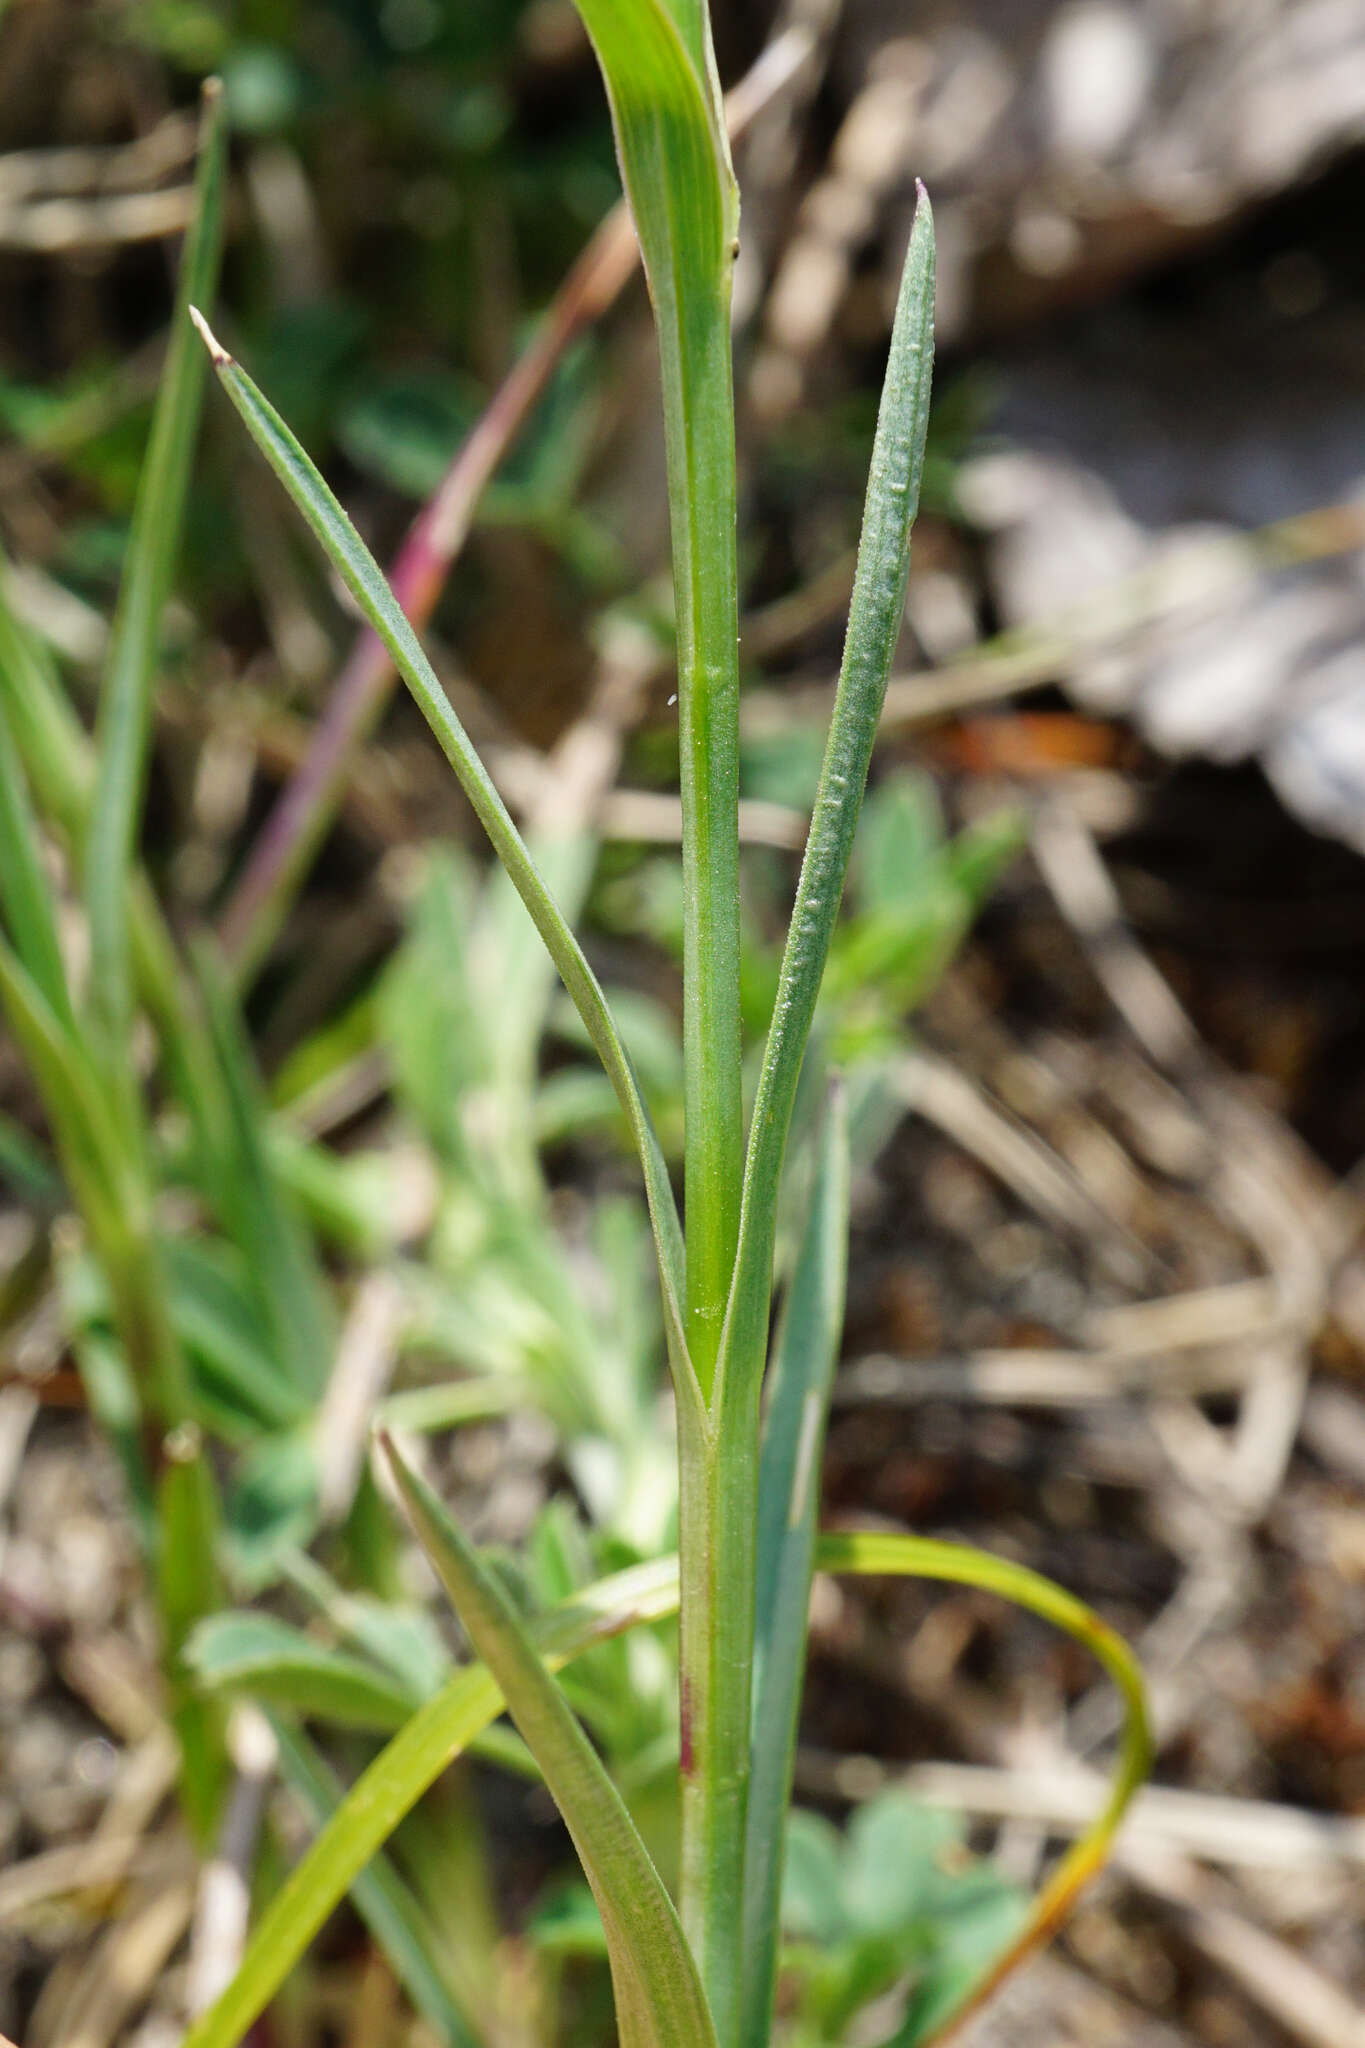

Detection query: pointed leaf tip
(189, 305), (231, 368)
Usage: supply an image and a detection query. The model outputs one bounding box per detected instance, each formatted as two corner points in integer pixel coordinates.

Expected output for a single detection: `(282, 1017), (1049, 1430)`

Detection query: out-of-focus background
(3, 2), (1365, 2044)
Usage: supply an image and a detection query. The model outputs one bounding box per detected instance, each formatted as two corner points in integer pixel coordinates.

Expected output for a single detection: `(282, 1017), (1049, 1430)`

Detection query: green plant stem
(676, 189), (933, 2047)
(671, 291), (749, 2017)
(157, 1426), (226, 1843)
(621, 10), (746, 2022)
(668, 289), (743, 1391)
(676, 1394), (757, 2048)
(568, 0), (742, 1400)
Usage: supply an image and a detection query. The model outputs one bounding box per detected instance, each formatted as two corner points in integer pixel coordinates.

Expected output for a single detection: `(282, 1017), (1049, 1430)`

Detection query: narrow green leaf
(376, 1379), (525, 1435)
(474, 827), (598, 1142)
(0, 542), (223, 1121)
(717, 190), (936, 1426)
(183, 1537), (1145, 2048)
(164, 1238), (312, 1435)
(179, 1553), (682, 2048)
(159, 1428), (224, 1648)
(0, 942), (190, 1430)
(191, 943), (332, 1398)
(649, 0), (725, 99)
(740, 1085), (850, 2048)
(0, 938), (136, 1251)
(86, 79), (228, 1044)
(564, 0), (731, 415)
(0, 547), (94, 843)
(191, 312), (695, 1416)
(380, 1433), (717, 2048)
(0, 1105), (59, 1203)
(0, 691), (72, 1027)
(186, 1612), (421, 1731)
(566, 0), (742, 1384)
(270, 1718), (483, 2048)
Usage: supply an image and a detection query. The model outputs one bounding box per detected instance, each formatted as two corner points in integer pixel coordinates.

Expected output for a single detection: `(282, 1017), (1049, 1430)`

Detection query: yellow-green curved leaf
(270, 1719), (481, 2048)
(815, 1530), (1153, 2047)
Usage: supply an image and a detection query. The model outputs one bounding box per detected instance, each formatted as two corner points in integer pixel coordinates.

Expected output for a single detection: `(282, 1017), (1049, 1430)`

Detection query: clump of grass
(185, 3), (1150, 2040)
(0, 7), (1150, 2044)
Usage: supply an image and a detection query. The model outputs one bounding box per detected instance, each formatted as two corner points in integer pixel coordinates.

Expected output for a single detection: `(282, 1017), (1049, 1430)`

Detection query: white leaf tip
(189, 305), (231, 367)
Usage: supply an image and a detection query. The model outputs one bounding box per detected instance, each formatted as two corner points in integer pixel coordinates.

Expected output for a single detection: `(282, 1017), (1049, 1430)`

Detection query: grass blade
(0, 937), (190, 1420)
(0, 939), (135, 1255)
(717, 189), (935, 1426)
(86, 79), (228, 1045)
(178, 1552), (683, 2048)
(0, 545), (224, 1117)
(739, 1084), (849, 2048)
(567, 0), (742, 1383)
(381, 1433), (717, 2048)
(270, 1719), (484, 2048)
(0, 548), (94, 841)
(191, 313), (694, 1410)
(191, 943), (332, 1399)
(0, 683), (73, 1027)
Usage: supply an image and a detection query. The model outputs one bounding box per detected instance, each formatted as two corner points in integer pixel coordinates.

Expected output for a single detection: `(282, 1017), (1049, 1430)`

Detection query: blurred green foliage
(0, 11), (1042, 2040)
(779, 1793), (1026, 2048)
